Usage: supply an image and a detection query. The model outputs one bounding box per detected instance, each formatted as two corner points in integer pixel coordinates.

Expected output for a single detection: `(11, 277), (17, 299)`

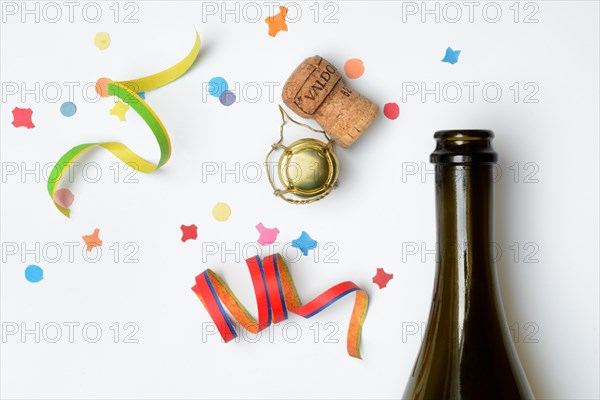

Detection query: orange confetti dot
(344, 58), (365, 79)
(95, 77), (111, 98)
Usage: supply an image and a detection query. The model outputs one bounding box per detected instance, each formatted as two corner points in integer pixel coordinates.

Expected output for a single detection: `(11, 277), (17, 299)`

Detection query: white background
(1, 1), (599, 399)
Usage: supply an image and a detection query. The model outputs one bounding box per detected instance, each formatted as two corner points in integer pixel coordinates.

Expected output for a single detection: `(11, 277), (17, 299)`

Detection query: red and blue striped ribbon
(192, 253), (368, 358)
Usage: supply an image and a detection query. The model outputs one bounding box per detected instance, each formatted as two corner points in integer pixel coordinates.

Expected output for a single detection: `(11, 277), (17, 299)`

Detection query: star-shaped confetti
(441, 46), (461, 65)
(181, 224), (198, 242)
(109, 101), (130, 121)
(265, 5), (288, 37)
(11, 107), (35, 129)
(372, 268), (393, 289)
(291, 231), (317, 256)
(256, 223), (280, 246)
(82, 228), (103, 252)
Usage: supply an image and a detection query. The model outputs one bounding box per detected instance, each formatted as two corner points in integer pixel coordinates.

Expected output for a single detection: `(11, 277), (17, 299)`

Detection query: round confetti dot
(94, 32), (111, 50)
(212, 202), (231, 221)
(208, 77), (228, 97)
(343, 58), (365, 79)
(383, 102), (400, 120)
(219, 90), (236, 106)
(54, 188), (75, 208)
(25, 265), (44, 283)
(95, 77), (111, 97)
(60, 101), (77, 117)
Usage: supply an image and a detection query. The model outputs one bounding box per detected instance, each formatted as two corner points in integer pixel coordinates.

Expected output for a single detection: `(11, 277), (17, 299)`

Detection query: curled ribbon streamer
(192, 254), (369, 359)
(47, 31), (201, 217)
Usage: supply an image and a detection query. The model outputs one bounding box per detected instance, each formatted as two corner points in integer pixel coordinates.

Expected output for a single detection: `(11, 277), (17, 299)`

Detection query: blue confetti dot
(60, 101), (77, 117)
(137, 91), (145, 99)
(219, 90), (236, 106)
(208, 77), (228, 97)
(25, 265), (44, 283)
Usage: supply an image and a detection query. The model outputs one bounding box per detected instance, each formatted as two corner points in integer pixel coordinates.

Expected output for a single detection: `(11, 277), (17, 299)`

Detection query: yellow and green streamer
(47, 31), (201, 217)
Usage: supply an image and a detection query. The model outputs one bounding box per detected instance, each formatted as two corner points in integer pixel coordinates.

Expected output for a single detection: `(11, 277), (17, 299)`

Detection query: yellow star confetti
(94, 32), (111, 50)
(109, 101), (130, 122)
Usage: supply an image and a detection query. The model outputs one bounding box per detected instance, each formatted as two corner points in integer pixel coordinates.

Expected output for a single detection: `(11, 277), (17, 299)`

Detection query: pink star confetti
(11, 107), (35, 129)
(181, 224), (198, 242)
(256, 223), (280, 245)
(372, 268), (393, 289)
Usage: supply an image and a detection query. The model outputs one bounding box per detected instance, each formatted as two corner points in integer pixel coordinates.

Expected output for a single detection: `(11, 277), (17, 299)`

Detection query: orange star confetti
(372, 268), (393, 289)
(265, 6), (288, 37)
(82, 228), (103, 252)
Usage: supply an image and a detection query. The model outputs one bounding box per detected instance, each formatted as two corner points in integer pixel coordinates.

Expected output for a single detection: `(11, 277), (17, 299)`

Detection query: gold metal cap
(278, 138), (339, 198)
(266, 106), (340, 204)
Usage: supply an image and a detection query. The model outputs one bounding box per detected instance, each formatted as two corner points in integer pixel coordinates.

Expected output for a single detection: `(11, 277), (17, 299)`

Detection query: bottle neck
(431, 130), (499, 332)
(436, 163), (495, 266)
(435, 163), (496, 285)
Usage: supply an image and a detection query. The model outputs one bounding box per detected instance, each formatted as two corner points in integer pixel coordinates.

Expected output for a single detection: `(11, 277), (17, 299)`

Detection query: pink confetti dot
(54, 188), (74, 208)
(383, 103), (400, 120)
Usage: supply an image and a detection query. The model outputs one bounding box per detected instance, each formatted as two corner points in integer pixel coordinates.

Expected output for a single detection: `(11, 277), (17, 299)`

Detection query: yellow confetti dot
(212, 202), (231, 222)
(94, 32), (111, 50)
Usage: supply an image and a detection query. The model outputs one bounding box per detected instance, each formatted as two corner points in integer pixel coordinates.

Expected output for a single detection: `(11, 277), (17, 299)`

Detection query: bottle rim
(434, 130), (494, 140)
(431, 130), (497, 164)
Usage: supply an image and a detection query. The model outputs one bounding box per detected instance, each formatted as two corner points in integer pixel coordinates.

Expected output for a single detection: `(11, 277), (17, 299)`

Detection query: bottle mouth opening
(431, 130), (497, 164)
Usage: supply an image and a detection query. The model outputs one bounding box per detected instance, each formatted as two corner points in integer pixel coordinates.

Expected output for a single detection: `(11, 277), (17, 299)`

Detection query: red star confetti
(82, 228), (102, 252)
(265, 6), (288, 37)
(181, 224), (198, 242)
(11, 107), (35, 129)
(372, 268), (393, 289)
(256, 223), (280, 245)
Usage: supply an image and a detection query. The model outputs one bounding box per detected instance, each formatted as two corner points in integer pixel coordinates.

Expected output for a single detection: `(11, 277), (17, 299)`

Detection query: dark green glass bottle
(402, 130), (534, 399)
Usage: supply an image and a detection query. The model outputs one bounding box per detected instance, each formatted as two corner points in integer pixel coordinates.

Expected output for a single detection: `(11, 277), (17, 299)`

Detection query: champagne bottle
(402, 130), (534, 399)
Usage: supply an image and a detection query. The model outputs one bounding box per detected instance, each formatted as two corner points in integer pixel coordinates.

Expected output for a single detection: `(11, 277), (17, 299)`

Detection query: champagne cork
(282, 56), (379, 148)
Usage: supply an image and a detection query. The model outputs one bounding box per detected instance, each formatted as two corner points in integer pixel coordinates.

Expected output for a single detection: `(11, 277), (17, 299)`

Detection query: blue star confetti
(441, 47), (461, 65)
(291, 231), (317, 256)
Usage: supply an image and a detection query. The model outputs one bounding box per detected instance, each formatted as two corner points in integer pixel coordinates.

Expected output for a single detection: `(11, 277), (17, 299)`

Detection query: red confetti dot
(383, 102), (400, 120)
